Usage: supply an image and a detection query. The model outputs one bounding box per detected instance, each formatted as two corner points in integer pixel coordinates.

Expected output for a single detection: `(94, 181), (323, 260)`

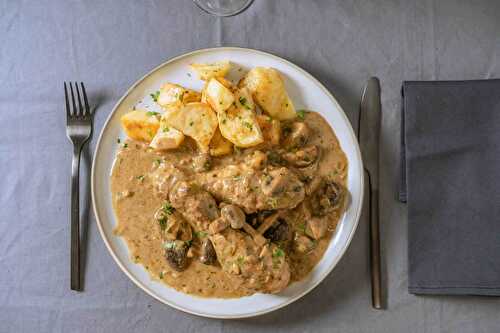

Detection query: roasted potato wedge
(239, 67), (296, 120)
(205, 78), (235, 113)
(190, 60), (231, 81)
(162, 102), (218, 151)
(149, 120), (185, 150)
(157, 83), (201, 109)
(120, 110), (160, 142)
(234, 87), (255, 112)
(209, 128), (233, 156)
(218, 105), (263, 148)
(256, 115), (281, 145)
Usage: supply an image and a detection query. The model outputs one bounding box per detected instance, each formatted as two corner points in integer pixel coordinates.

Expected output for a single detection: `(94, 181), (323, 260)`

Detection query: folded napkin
(400, 79), (500, 296)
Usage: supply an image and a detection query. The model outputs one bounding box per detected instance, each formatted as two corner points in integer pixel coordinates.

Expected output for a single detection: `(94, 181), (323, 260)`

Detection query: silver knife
(358, 77), (383, 309)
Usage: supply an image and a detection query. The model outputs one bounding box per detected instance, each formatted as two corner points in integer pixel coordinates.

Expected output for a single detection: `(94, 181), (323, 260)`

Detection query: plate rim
(91, 46), (364, 319)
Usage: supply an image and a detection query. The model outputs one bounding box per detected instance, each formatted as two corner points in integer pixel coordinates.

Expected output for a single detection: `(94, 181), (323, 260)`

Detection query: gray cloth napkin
(400, 80), (500, 295)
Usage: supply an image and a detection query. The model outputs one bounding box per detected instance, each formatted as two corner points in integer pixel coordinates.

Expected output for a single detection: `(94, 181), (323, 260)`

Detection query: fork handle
(71, 145), (82, 291)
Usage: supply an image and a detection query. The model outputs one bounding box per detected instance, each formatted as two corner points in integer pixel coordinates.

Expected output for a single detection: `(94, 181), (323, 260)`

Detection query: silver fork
(64, 82), (92, 291)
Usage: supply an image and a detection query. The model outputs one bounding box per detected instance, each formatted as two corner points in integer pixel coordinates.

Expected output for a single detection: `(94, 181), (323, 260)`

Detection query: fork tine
(69, 82), (78, 116)
(80, 82), (90, 116)
(75, 82), (84, 116)
(64, 82), (71, 118)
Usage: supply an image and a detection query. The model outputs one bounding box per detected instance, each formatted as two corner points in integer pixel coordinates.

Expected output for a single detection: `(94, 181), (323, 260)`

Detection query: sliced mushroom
(200, 238), (217, 265)
(283, 121), (310, 148)
(221, 204), (246, 229)
(164, 240), (189, 271)
(282, 145), (319, 168)
(264, 219), (293, 250)
(310, 180), (343, 216)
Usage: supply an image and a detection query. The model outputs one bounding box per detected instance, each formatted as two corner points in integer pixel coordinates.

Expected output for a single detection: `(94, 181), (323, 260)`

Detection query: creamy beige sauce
(111, 112), (347, 298)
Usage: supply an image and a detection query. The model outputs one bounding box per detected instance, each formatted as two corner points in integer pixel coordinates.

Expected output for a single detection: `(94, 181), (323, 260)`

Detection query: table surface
(1, 0), (500, 332)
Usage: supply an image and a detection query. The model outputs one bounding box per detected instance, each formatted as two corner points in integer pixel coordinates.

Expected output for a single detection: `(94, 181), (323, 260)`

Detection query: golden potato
(239, 67), (296, 120)
(162, 102), (218, 152)
(120, 110), (160, 142)
(149, 120), (185, 150)
(205, 78), (235, 113)
(256, 115), (281, 145)
(234, 87), (255, 111)
(209, 128), (233, 156)
(218, 105), (263, 148)
(190, 60), (231, 81)
(156, 83), (201, 109)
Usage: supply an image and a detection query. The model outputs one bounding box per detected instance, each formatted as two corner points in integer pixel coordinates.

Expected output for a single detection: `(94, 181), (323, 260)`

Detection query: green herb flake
(162, 126), (170, 133)
(297, 223), (306, 233)
(158, 217), (168, 230)
(267, 197), (278, 209)
(195, 231), (208, 238)
(189, 121), (194, 126)
(163, 241), (176, 250)
(159, 271), (164, 279)
(238, 97), (251, 110)
(273, 248), (285, 258)
(296, 110), (306, 120)
(185, 239), (193, 247)
(237, 256), (245, 266)
(222, 119), (227, 124)
(146, 111), (160, 116)
(162, 201), (174, 215)
(123, 143), (128, 148)
(136, 175), (145, 181)
(117, 138), (121, 144)
(154, 159), (162, 166)
(150, 90), (160, 102)
(242, 121), (253, 130)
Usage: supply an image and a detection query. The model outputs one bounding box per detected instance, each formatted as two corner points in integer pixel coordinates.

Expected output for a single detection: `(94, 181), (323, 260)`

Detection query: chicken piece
(282, 145), (319, 168)
(168, 181), (219, 231)
(198, 165), (305, 213)
(150, 163), (187, 198)
(282, 121), (310, 148)
(306, 217), (327, 240)
(168, 183), (291, 294)
(210, 230), (290, 294)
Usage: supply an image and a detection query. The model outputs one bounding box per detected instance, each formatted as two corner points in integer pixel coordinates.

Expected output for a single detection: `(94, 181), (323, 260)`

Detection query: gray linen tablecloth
(1, 1), (499, 332)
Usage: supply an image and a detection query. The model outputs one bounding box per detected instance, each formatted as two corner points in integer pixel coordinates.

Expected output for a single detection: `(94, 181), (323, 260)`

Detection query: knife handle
(367, 169), (382, 309)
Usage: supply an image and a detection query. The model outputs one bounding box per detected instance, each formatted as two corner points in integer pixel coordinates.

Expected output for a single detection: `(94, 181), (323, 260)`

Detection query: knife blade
(358, 77), (383, 309)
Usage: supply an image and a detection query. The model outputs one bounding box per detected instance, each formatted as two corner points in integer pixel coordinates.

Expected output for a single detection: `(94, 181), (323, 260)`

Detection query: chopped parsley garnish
(150, 90), (160, 102)
(273, 248), (285, 258)
(146, 111), (159, 116)
(159, 271), (164, 279)
(185, 240), (193, 247)
(239, 97), (251, 110)
(296, 109), (306, 120)
(222, 119), (227, 124)
(136, 175), (145, 181)
(123, 143), (128, 148)
(296, 223), (306, 233)
(267, 197), (278, 209)
(242, 121), (253, 130)
(154, 159), (162, 166)
(162, 201), (174, 215)
(194, 231), (208, 238)
(117, 138), (121, 144)
(158, 217), (168, 230)
(189, 121), (194, 126)
(237, 256), (245, 266)
(162, 126), (170, 132)
(163, 241), (176, 249)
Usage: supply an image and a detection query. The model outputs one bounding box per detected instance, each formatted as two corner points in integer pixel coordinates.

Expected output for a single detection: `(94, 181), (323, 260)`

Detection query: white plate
(92, 47), (364, 319)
